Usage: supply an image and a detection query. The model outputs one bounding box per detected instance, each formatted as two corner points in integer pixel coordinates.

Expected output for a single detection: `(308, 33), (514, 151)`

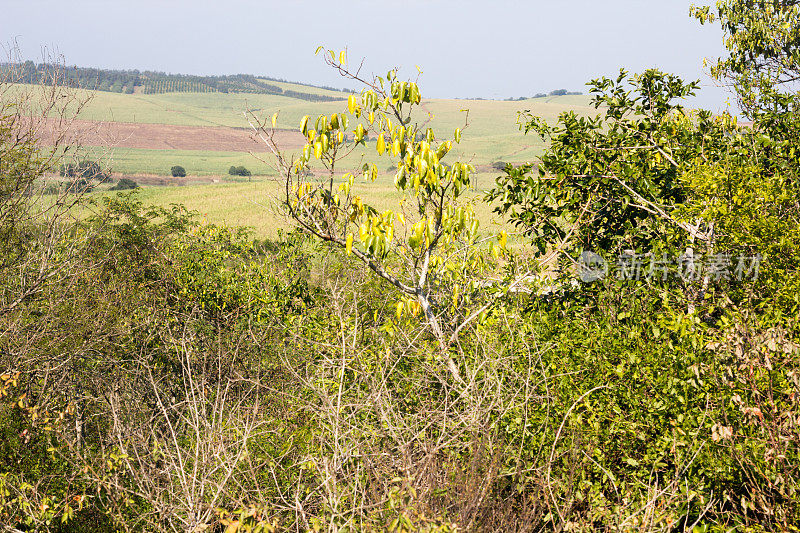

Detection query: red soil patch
(38, 119), (306, 152)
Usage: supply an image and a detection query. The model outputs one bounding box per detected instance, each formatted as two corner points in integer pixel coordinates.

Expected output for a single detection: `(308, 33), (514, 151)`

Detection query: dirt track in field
(38, 119), (306, 152)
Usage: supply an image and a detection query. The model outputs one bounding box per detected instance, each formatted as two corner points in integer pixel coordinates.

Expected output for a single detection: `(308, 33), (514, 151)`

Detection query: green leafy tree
(228, 165), (251, 177)
(489, 69), (739, 258)
(171, 165), (186, 177)
(692, 0), (800, 138)
(487, 5), (800, 526)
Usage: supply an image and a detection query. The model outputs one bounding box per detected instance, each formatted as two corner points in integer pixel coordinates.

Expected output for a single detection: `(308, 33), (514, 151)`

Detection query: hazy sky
(2, 0), (735, 111)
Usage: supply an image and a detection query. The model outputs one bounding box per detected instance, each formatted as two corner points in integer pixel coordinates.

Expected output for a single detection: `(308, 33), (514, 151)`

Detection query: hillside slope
(64, 88), (595, 173)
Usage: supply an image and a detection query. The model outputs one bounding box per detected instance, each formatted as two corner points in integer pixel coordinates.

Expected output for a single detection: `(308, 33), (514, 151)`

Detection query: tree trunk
(417, 290), (463, 384)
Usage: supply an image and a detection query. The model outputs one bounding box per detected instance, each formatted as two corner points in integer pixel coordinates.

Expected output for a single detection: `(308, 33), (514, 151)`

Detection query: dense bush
(110, 177), (138, 190)
(228, 165), (251, 177)
(170, 165), (186, 177)
(60, 159), (111, 183)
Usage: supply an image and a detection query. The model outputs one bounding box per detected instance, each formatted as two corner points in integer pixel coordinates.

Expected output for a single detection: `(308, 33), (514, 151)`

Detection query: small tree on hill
(171, 165), (186, 177)
(228, 165), (251, 177)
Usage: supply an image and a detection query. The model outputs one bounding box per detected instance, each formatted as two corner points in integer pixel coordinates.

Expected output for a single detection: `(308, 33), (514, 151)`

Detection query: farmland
(87, 171), (515, 239)
(37, 82), (596, 234)
(66, 87), (594, 168)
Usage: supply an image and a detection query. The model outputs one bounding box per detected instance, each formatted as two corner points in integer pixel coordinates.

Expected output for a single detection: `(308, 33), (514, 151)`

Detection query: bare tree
(0, 46), (104, 314)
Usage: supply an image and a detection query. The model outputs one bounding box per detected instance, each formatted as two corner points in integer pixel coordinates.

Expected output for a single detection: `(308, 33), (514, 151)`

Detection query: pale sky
(2, 0), (735, 111)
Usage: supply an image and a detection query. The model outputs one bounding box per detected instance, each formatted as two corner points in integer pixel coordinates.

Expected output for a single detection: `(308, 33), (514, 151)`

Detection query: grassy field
(260, 79), (350, 98)
(19, 81), (593, 239)
(107, 147), (276, 176)
(90, 93), (597, 176)
(88, 172), (517, 242)
(10, 82), (595, 168)
(71, 89), (344, 128)
(57, 87), (595, 168)
(82, 93), (594, 174)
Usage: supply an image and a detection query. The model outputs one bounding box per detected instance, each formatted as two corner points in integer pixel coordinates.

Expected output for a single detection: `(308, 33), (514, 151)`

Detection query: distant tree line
(504, 89), (583, 101)
(1, 62), (350, 101)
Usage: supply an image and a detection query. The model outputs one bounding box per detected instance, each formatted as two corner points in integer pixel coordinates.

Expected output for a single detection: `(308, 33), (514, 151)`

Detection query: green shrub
(170, 165), (186, 177)
(59, 160), (111, 183)
(110, 178), (138, 190)
(227, 165), (251, 177)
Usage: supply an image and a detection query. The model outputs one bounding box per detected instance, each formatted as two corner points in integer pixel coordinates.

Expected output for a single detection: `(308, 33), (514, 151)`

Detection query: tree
(1, 50), (95, 313)
(60, 159), (111, 183)
(692, 0), (800, 139)
(250, 49), (516, 381)
(228, 165), (251, 177)
(489, 69), (741, 258)
(487, 4), (800, 525)
(171, 165), (186, 177)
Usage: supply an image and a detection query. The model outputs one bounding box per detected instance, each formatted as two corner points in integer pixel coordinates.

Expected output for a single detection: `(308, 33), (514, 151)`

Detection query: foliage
(170, 164), (186, 177)
(488, 69), (742, 257)
(60, 159), (111, 183)
(109, 177), (138, 190)
(4, 61), (350, 101)
(485, 1), (800, 528)
(228, 165), (252, 177)
(692, 0), (800, 136)
(1, 4), (800, 531)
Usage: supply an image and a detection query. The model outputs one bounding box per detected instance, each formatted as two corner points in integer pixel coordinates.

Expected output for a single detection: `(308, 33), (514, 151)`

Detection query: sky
(2, 0), (735, 112)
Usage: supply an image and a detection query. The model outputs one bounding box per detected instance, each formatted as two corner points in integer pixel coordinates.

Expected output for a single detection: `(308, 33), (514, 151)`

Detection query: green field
(67, 92), (594, 174)
(24, 82), (594, 235)
(88, 171), (516, 242)
(107, 147), (276, 176)
(69, 88), (348, 128)
(260, 79), (350, 98)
